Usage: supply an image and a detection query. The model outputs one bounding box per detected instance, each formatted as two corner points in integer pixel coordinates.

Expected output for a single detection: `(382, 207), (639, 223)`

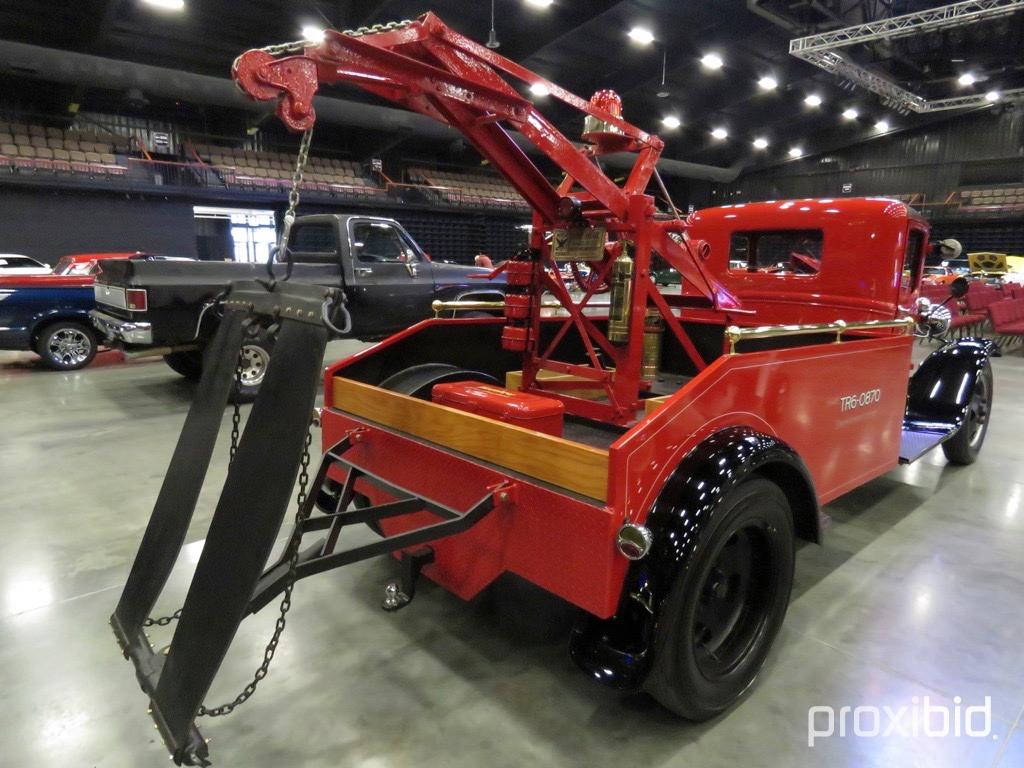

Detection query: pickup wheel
(164, 351), (204, 381)
(229, 327), (275, 404)
(35, 321), (98, 371)
(647, 477), (794, 721)
(941, 361), (993, 465)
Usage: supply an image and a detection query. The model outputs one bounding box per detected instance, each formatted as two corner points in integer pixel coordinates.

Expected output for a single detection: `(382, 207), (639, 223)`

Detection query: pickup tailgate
(95, 259), (267, 316)
(94, 259), (341, 346)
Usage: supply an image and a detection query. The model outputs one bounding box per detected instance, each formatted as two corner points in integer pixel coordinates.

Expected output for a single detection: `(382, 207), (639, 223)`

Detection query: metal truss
(790, 0), (1024, 113)
(791, 0), (1024, 52)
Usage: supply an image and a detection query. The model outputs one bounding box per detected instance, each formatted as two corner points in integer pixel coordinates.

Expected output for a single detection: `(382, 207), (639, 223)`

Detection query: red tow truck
(110, 15), (994, 765)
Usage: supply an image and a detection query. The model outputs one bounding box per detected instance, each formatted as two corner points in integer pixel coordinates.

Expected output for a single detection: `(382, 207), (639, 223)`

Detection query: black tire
(378, 362), (498, 399)
(227, 327), (275, 404)
(164, 350), (204, 380)
(35, 321), (98, 371)
(647, 477), (795, 721)
(941, 361), (993, 465)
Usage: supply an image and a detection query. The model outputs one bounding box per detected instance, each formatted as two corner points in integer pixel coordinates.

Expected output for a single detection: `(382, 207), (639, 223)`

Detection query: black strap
(111, 311), (245, 641)
(154, 317), (329, 749)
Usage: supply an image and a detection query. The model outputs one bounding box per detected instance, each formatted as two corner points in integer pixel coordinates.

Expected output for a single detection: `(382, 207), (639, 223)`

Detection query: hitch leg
(382, 547), (435, 611)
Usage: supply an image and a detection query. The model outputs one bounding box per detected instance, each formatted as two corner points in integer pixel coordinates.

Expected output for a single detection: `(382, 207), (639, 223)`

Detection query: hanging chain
(229, 354), (244, 462)
(142, 608), (181, 628)
(197, 424), (315, 718)
(278, 127), (314, 254)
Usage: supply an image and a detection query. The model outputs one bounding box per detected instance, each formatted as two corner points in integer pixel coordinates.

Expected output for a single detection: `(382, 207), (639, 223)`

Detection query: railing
(724, 317), (915, 354)
(126, 157), (222, 188)
(391, 180), (528, 210)
(431, 299), (610, 317)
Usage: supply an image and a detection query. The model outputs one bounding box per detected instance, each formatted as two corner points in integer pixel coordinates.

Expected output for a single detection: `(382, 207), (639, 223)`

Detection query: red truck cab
(684, 197), (929, 323)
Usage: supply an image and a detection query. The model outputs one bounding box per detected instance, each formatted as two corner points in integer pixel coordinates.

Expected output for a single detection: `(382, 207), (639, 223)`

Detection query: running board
(898, 424), (955, 464)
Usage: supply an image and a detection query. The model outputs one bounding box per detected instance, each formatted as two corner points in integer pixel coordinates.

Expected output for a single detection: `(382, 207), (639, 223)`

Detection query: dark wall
(723, 109), (1024, 203)
(0, 188), (197, 263)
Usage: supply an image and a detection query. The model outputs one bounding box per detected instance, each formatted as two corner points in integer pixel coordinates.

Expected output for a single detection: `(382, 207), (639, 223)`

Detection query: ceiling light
(841, 107), (858, 120)
(875, 119), (890, 132)
(661, 115), (681, 129)
(711, 127), (728, 140)
(142, 0), (185, 9)
(701, 53), (724, 70)
(958, 72), (976, 86)
(524, 0), (554, 6)
(985, 90), (1000, 102)
(788, 147), (803, 158)
(628, 26), (654, 45)
(757, 76), (778, 91)
(804, 93), (823, 107)
(752, 137), (769, 149)
(529, 82), (549, 97)
(301, 25), (325, 43)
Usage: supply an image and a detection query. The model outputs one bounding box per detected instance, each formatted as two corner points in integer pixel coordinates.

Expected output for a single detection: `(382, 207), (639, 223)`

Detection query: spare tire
(378, 363), (498, 399)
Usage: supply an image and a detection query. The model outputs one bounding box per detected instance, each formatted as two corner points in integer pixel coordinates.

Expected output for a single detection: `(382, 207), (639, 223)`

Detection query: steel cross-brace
(232, 12), (741, 426)
(790, 0), (1024, 113)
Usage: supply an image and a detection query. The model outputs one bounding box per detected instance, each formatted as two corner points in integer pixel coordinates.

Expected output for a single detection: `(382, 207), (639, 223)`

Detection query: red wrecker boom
(233, 12), (740, 424)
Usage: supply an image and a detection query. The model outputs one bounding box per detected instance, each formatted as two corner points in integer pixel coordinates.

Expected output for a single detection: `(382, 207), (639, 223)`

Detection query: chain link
(229, 354), (243, 462)
(277, 128), (314, 255)
(197, 424), (315, 718)
(142, 608), (182, 628)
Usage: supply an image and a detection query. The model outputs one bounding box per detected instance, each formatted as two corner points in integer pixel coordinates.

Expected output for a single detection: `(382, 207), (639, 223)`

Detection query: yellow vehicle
(968, 251), (1009, 275)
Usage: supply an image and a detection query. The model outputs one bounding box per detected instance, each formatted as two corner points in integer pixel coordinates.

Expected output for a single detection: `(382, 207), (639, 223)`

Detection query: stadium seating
(0, 120), (128, 176)
(959, 187), (1024, 210)
(191, 142), (385, 196)
(408, 166), (527, 209)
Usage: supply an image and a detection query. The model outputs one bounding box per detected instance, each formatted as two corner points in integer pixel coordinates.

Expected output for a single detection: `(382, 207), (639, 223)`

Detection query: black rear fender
(569, 427), (819, 690)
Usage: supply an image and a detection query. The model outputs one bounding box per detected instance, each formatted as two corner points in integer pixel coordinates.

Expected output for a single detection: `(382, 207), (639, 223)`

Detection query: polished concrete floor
(1, 341), (1023, 768)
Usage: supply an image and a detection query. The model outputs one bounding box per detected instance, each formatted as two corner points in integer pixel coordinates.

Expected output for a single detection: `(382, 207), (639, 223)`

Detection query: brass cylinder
(607, 247), (634, 343)
(642, 308), (663, 378)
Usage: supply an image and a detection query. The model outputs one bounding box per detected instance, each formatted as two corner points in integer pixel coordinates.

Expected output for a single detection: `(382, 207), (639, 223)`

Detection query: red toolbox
(431, 381), (565, 436)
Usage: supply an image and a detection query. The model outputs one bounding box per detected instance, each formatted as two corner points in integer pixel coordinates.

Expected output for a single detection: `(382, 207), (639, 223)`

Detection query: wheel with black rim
(35, 321), (98, 371)
(227, 327), (275, 404)
(647, 477), (794, 720)
(941, 361), (993, 465)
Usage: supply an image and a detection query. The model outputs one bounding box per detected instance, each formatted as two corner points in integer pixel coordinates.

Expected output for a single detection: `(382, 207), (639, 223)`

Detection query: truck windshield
(729, 229), (823, 275)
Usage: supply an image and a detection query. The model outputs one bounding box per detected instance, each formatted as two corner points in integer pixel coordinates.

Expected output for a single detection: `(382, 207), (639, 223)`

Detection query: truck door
(347, 219), (434, 333)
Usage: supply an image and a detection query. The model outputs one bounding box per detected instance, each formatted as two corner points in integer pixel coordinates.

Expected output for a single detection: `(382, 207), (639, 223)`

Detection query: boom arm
(233, 12), (741, 424)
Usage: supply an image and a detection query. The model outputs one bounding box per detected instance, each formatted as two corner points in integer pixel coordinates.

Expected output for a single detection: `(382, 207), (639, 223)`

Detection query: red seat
(989, 299), (1024, 343)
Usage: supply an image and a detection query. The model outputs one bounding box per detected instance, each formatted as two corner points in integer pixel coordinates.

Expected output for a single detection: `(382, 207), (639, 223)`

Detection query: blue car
(0, 252), (182, 370)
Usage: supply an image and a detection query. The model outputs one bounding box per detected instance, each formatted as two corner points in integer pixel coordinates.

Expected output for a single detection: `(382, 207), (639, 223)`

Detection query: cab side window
(729, 229), (823, 275)
(902, 229), (924, 291)
(289, 223), (339, 264)
(352, 222), (418, 264)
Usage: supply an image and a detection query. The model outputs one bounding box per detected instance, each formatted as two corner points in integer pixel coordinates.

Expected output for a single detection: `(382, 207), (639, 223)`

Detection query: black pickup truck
(91, 214), (506, 398)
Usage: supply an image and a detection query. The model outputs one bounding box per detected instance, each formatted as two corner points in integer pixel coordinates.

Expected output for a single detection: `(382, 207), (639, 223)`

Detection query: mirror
(950, 276), (969, 298)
